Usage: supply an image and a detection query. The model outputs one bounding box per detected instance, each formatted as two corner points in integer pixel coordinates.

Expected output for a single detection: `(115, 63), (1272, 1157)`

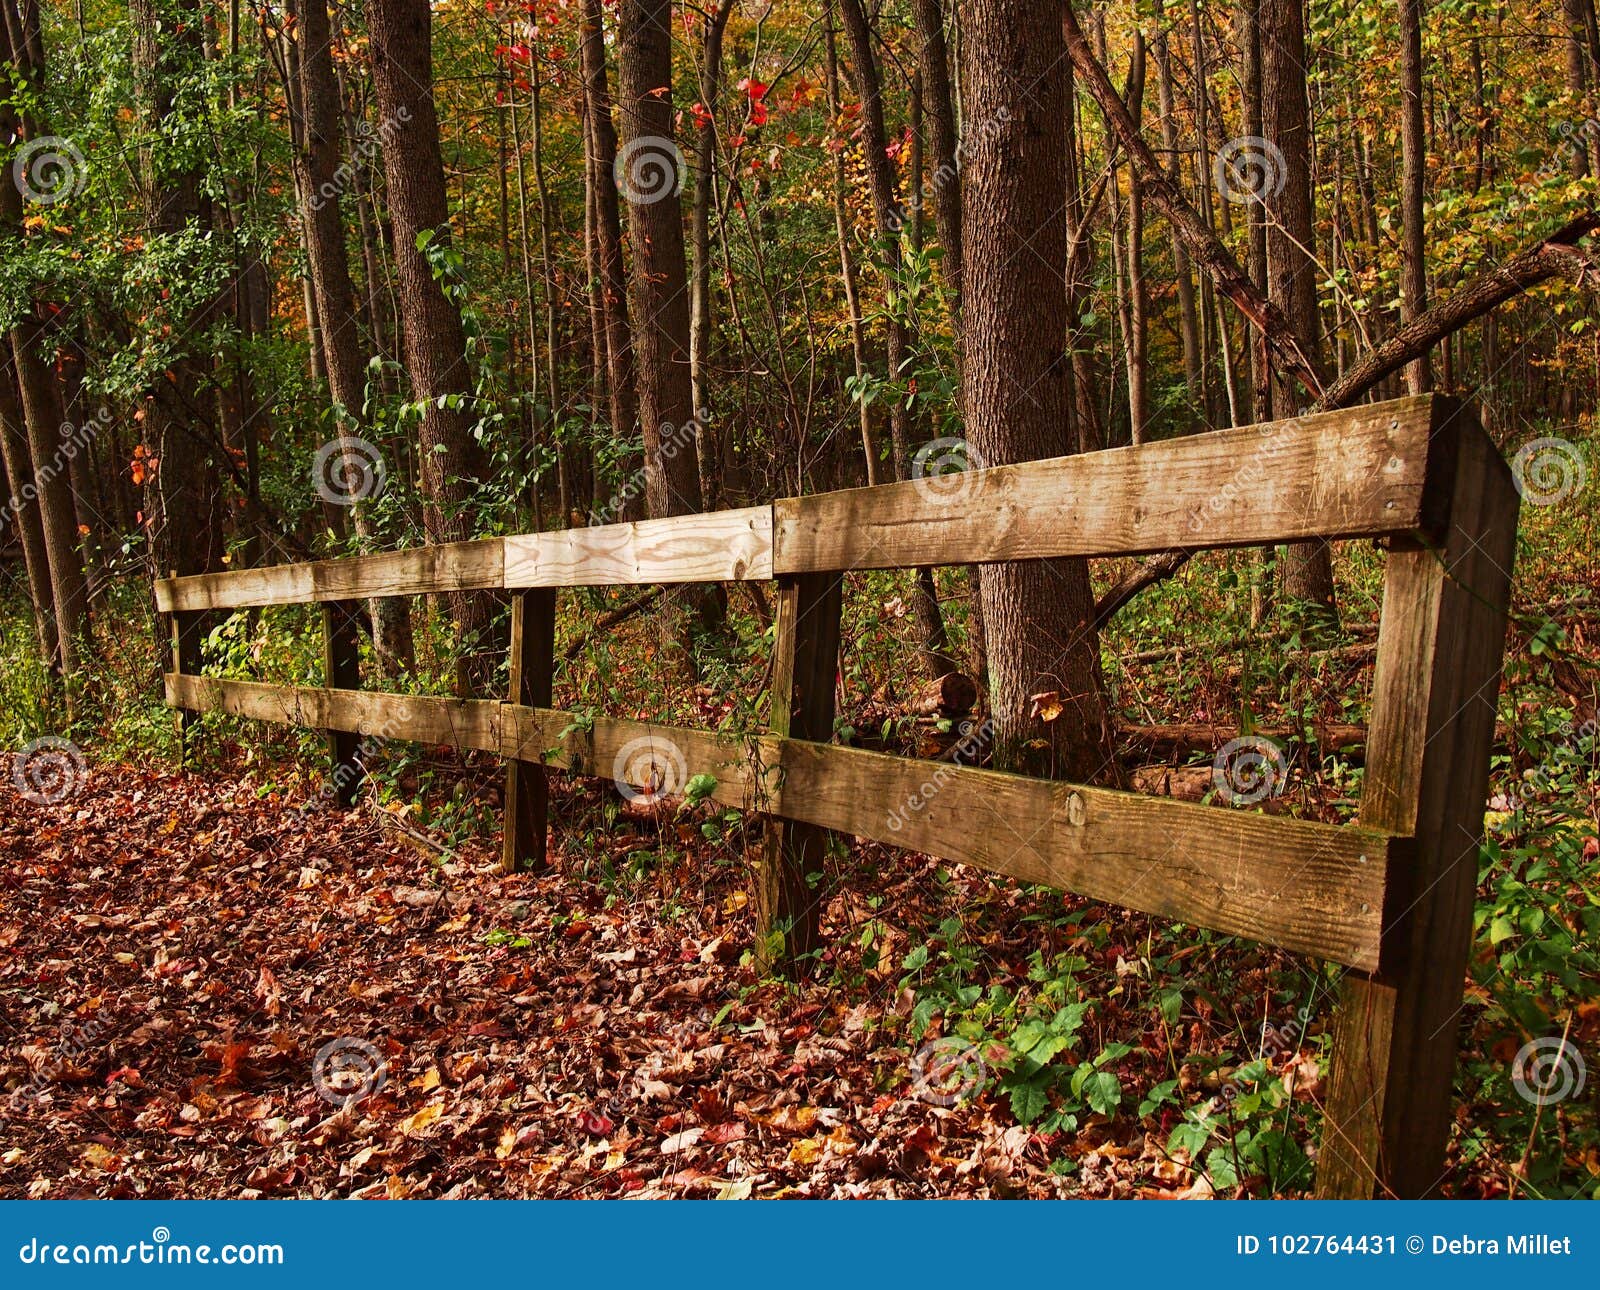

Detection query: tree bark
(1, 0), (89, 694)
(615, 0), (722, 656)
(911, 0), (963, 323)
(838, 0), (955, 681)
(964, 0), (1113, 780)
(1260, 0), (1336, 614)
(366, 0), (495, 691)
(580, 0), (642, 517)
(290, 0), (413, 676)
(1399, 0), (1431, 393)
(0, 351), (57, 667)
(690, 1), (734, 508)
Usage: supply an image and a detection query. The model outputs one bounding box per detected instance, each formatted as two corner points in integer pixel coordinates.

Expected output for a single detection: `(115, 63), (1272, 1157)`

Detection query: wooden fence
(156, 393), (1519, 1199)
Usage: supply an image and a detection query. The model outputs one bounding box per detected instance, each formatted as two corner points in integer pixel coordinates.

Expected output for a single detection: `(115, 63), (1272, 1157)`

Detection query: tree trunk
(290, 0), (413, 676)
(1155, 0), (1202, 408)
(1123, 30), (1149, 443)
(1399, 0), (1431, 394)
(0, 352), (58, 667)
(1, 1), (89, 696)
(580, 0), (642, 517)
(1260, 0), (1337, 616)
(366, 0), (495, 692)
(964, 0), (1113, 781)
(838, 0), (955, 681)
(690, 1), (734, 508)
(911, 0), (963, 323)
(615, 0), (722, 657)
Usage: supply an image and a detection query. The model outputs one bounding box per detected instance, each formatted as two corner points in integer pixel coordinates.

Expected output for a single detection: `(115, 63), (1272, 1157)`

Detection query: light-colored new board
(503, 506), (773, 586)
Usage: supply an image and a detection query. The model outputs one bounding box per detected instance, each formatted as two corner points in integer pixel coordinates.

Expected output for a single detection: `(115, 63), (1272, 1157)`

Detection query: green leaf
(1083, 1070), (1122, 1116)
(682, 772), (719, 805)
(1008, 1078), (1050, 1124)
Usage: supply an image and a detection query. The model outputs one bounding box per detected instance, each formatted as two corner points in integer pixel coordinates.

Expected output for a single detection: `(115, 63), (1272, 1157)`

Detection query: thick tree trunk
(690, 1), (733, 508)
(615, 0), (722, 656)
(290, 0), (413, 676)
(1, 1), (89, 694)
(1260, 0), (1336, 615)
(1155, 1), (1202, 407)
(911, 0), (963, 322)
(580, 0), (642, 517)
(366, 0), (495, 691)
(0, 352), (57, 667)
(964, 0), (1113, 781)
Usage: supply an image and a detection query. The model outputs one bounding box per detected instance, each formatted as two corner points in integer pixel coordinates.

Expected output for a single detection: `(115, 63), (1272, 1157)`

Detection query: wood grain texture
(1316, 404), (1520, 1198)
(321, 601), (364, 807)
(164, 674), (504, 752)
(774, 397), (1440, 571)
(769, 739), (1394, 970)
(503, 507), (773, 586)
(168, 673), (1395, 969)
(502, 589), (557, 873)
(155, 539), (506, 612)
(758, 573), (844, 969)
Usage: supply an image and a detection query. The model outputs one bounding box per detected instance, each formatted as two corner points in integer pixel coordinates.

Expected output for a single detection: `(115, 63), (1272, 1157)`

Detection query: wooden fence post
(1316, 403), (1520, 1198)
(503, 588), (557, 873)
(756, 571), (843, 971)
(170, 585), (202, 768)
(322, 600), (364, 807)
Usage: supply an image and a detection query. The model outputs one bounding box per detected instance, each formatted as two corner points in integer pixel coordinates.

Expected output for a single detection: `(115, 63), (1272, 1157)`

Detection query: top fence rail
(155, 395), (1446, 612)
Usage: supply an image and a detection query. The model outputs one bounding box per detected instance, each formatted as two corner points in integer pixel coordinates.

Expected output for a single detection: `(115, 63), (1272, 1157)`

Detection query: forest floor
(1, 747), (1585, 1200)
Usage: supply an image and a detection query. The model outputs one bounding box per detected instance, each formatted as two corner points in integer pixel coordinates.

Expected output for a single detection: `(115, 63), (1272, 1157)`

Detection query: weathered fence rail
(156, 394), (1520, 1199)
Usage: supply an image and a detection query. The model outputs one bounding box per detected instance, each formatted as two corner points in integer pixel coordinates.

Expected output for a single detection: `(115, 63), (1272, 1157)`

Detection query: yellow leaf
(410, 1066), (441, 1092)
(495, 1126), (517, 1160)
(788, 1136), (824, 1166)
(400, 1102), (443, 1135)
